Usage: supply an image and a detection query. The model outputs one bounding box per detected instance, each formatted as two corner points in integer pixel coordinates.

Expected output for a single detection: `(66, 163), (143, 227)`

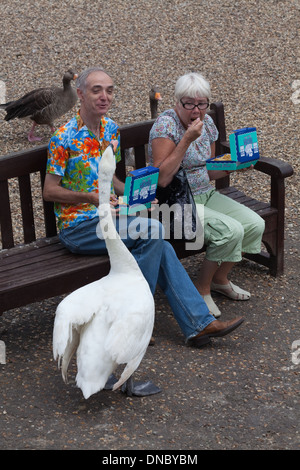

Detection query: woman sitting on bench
(149, 72), (265, 318)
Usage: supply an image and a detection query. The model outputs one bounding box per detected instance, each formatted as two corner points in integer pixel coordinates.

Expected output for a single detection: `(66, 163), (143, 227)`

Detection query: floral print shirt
(148, 109), (218, 195)
(46, 111), (120, 230)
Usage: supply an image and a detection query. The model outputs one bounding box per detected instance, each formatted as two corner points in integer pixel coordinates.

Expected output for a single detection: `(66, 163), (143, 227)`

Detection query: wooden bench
(0, 102), (293, 315)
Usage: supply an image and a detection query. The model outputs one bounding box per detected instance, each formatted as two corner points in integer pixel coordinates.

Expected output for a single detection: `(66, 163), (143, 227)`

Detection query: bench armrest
(254, 156), (294, 179)
(220, 140), (294, 179)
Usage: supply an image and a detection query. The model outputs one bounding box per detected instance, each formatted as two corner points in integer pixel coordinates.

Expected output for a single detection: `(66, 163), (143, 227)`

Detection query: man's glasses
(180, 99), (210, 110)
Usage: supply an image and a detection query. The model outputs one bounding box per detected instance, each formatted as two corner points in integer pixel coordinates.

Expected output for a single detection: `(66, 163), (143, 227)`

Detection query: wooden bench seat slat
(228, 195), (268, 210)
(0, 248), (76, 277)
(0, 237), (64, 262)
(254, 208), (277, 220)
(219, 187), (274, 211)
(0, 238), (109, 273)
(0, 262), (111, 313)
(0, 253), (110, 288)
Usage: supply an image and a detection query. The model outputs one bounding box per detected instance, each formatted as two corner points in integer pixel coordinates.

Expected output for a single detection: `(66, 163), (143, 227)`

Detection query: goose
(0, 69), (78, 142)
(53, 143), (161, 399)
(149, 85), (162, 119)
(125, 86), (162, 167)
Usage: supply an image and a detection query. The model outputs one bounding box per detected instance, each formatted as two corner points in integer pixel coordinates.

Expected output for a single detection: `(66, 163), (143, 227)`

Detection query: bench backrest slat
(18, 174), (36, 244)
(210, 102), (226, 156)
(43, 199), (57, 238)
(0, 180), (14, 248)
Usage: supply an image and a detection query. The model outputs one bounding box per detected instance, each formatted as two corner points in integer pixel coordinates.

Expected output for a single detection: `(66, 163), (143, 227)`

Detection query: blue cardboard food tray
(120, 166), (159, 215)
(206, 155), (257, 171)
(206, 127), (259, 171)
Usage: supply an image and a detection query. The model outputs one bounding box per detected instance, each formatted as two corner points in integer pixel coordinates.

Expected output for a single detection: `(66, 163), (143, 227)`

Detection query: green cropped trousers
(194, 188), (265, 264)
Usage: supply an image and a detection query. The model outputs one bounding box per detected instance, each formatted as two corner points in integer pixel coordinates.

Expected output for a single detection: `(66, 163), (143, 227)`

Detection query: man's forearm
(43, 173), (98, 205)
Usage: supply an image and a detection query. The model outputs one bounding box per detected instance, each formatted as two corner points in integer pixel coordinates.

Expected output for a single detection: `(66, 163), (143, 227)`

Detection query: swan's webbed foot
(121, 376), (162, 397)
(104, 374), (118, 390)
(104, 374), (162, 396)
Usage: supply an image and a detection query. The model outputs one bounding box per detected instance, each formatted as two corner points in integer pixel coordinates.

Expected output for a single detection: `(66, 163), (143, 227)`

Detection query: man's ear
(77, 88), (83, 101)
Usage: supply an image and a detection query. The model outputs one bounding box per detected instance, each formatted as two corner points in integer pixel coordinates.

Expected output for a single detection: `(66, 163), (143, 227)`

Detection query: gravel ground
(0, 0), (299, 451)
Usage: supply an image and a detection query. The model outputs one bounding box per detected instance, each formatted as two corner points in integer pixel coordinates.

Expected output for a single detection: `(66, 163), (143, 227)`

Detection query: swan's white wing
(75, 305), (118, 399)
(53, 279), (106, 361)
(110, 295), (154, 391)
(103, 284), (155, 391)
(107, 305), (154, 362)
(105, 273), (155, 358)
(112, 356), (144, 391)
(60, 327), (80, 383)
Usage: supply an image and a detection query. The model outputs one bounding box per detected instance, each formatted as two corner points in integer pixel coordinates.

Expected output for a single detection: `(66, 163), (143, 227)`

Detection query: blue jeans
(59, 216), (214, 341)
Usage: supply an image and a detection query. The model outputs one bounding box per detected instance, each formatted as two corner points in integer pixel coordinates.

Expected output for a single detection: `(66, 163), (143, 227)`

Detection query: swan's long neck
(98, 148), (141, 275)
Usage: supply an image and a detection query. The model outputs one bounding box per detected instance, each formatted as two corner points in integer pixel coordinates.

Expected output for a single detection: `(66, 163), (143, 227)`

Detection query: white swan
(53, 144), (160, 399)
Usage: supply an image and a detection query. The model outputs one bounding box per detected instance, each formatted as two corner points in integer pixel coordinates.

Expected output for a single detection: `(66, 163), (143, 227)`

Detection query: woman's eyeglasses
(180, 100), (209, 110)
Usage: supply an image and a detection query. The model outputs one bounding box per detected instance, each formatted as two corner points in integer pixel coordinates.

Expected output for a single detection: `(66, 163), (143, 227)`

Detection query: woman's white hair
(174, 72), (211, 102)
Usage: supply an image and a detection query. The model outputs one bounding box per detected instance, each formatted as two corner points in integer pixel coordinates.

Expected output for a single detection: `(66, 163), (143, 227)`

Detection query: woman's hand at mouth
(186, 117), (204, 142)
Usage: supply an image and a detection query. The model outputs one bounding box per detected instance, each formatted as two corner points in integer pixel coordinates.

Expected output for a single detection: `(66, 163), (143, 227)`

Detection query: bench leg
(244, 234), (284, 277)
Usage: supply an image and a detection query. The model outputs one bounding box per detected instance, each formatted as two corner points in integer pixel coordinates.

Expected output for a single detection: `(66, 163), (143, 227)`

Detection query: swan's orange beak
(155, 92), (162, 100)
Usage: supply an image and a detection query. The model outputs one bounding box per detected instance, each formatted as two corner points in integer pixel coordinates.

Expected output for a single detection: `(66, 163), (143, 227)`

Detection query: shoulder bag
(155, 166), (200, 242)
